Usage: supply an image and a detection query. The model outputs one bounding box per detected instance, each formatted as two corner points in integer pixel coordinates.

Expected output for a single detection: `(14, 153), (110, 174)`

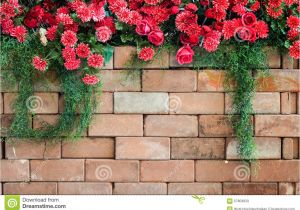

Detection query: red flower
(287, 29), (299, 40)
(203, 30), (221, 52)
(24, 17), (39, 28)
(171, 6), (180, 14)
(46, 26), (57, 41)
(82, 74), (100, 85)
(144, 0), (160, 5)
(0, 3), (16, 18)
(62, 47), (76, 61)
(32, 56), (47, 71)
(76, 43), (91, 58)
(235, 26), (257, 42)
(148, 30), (164, 46)
(95, 17), (116, 33)
(61, 30), (78, 47)
(90, 4), (105, 22)
(10, 26), (27, 42)
(64, 59), (81, 70)
(176, 11), (198, 32)
(76, 5), (92, 23)
(287, 16), (300, 29)
(96, 26), (112, 43)
(0, 18), (14, 34)
(138, 47), (155, 61)
(180, 33), (199, 46)
(43, 12), (57, 26)
(64, 23), (79, 33)
(176, 45), (194, 65)
(185, 3), (198, 12)
(289, 41), (300, 59)
(88, 54), (104, 68)
(255, 21), (269, 38)
(242, 13), (257, 27)
(232, 4), (247, 16)
(136, 20), (152, 35)
(56, 13), (73, 25)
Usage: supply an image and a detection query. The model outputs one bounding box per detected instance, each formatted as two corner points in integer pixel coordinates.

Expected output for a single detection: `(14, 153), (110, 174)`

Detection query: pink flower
(76, 5), (92, 23)
(148, 30), (164, 46)
(32, 56), (47, 71)
(10, 26), (27, 42)
(64, 59), (81, 70)
(82, 74), (100, 85)
(87, 54), (104, 68)
(62, 47), (76, 61)
(96, 26), (112, 43)
(138, 47), (155, 61)
(135, 20), (152, 35)
(176, 45), (194, 65)
(76, 43), (90, 58)
(61, 30), (78, 47)
(241, 13), (257, 27)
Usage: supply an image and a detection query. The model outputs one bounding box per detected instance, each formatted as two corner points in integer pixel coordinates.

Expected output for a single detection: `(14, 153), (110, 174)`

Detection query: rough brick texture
(1, 47), (299, 195)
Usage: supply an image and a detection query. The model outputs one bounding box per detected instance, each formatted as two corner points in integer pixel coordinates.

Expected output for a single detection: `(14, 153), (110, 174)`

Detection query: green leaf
(103, 45), (114, 64)
(120, 34), (134, 43)
(284, 40), (291, 48)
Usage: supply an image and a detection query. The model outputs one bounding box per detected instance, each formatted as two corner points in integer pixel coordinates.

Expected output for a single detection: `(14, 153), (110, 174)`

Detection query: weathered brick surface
(3, 182), (57, 195)
(116, 137), (170, 160)
(169, 93), (224, 114)
(114, 183), (167, 195)
(0, 160), (29, 181)
(114, 92), (168, 114)
(255, 115), (300, 137)
(145, 115), (198, 137)
(281, 92), (297, 114)
(279, 183), (295, 195)
(282, 138), (294, 160)
(265, 48), (281, 68)
(199, 115), (234, 137)
(198, 70), (226, 92)
(168, 183), (222, 195)
(171, 138), (225, 159)
(33, 115), (59, 129)
(58, 183), (112, 195)
(142, 70), (197, 92)
(223, 183), (278, 195)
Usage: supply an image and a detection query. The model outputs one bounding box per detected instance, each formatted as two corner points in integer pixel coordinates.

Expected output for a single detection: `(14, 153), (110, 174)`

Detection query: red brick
(142, 70), (197, 92)
(283, 138), (294, 159)
(33, 115), (59, 129)
(101, 70), (141, 91)
(0, 160), (29, 181)
(168, 183), (222, 195)
(3, 182), (57, 195)
(89, 114), (143, 136)
(199, 115), (234, 137)
(116, 137), (170, 160)
(279, 183), (295, 195)
(265, 48), (281, 68)
(114, 183), (167, 195)
(114, 46), (169, 69)
(140, 160), (194, 182)
(255, 115), (300, 137)
(95, 92), (113, 113)
(251, 160), (300, 182)
(58, 183), (112, 195)
(86, 160), (139, 182)
(31, 159), (84, 181)
(223, 183), (278, 195)
(198, 70), (226, 92)
(169, 93), (224, 114)
(171, 138), (225, 159)
(225, 93), (280, 114)
(5, 140), (61, 159)
(281, 92), (297, 114)
(62, 138), (114, 158)
(145, 115), (198, 137)
(256, 69), (300, 92)
(196, 160), (250, 182)
(226, 137), (281, 159)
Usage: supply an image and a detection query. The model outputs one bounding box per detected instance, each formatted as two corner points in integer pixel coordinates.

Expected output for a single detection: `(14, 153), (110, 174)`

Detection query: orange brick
(145, 115), (198, 137)
(114, 183), (167, 195)
(116, 137), (170, 160)
(169, 93), (224, 114)
(140, 160), (194, 182)
(279, 183), (295, 195)
(225, 93), (280, 114)
(255, 115), (300, 137)
(0, 160), (29, 182)
(171, 138), (225, 159)
(62, 138), (114, 158)
(31, 159), (84, 181)
(33, 115), (59, 129)
(198, 70), (226, 92)
(223, 183), (278, 195)
(226, 137), (281, 159)
(100, 70), (141, 92)
(256, 69), (300, 92)
(265, 47), (281, 68)
(5, 140), (61, 159)
(114, 46), (169, 69)
(3, 182), (57, 195)
(58, 182), (112, 195)
(251, 160), (300, 182)
(199, 115), (234, 137)
(86, 160), (139, 182)
(89, 114), (143, 136)
(168, 183), (222, 195)
(281, 92), (297, 114)
(196, 160), (250, 182)
(283, 138), (294, 160)
(142, 70), (197, 92)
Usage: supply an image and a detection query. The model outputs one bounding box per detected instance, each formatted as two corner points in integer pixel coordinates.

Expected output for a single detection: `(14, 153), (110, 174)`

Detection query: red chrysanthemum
(287, 29), (299, 40)
(255, 21), (269, 38)
(82, 74), (100, 85)
(76, 43), (91, 58)
(266, 6), (283, 18)
(57, 7), (69, 15)
(64, 23), (79, 33)
(213, 0), (229, 10)
(287, 16), (300, 29)
(96, 26), (112, 43)
(250, 1), (260, 11)
(61, 30), (78, 47)
(87, 54), (104, 68)
(203, 30), (221, 52)
(138, 47), (155, 61)
(62, 47), (76, 61)
(46, 26), (57, 41)
(76, 5), (92, 23)
(64, 59), (81, 70)
(222, 18), (242, 40)
(232, 4), (247, 16)
(175, 11), (199, 35)
(144, 0), (160, 5)
(10, 26), (27, 42)
(108, 0), (128, 13)
(90, 4), (105, 22)
(95, 17), (116, 33)
(56, 13), (73, 25)
(0, 3), (16, 18)
(0, 18), (14, 34)
(32, 56), (47, 71)
(289, 40), (300, 59)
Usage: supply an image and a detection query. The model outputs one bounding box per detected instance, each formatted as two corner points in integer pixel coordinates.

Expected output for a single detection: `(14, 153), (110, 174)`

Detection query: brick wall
(0, 46), (299, 195)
